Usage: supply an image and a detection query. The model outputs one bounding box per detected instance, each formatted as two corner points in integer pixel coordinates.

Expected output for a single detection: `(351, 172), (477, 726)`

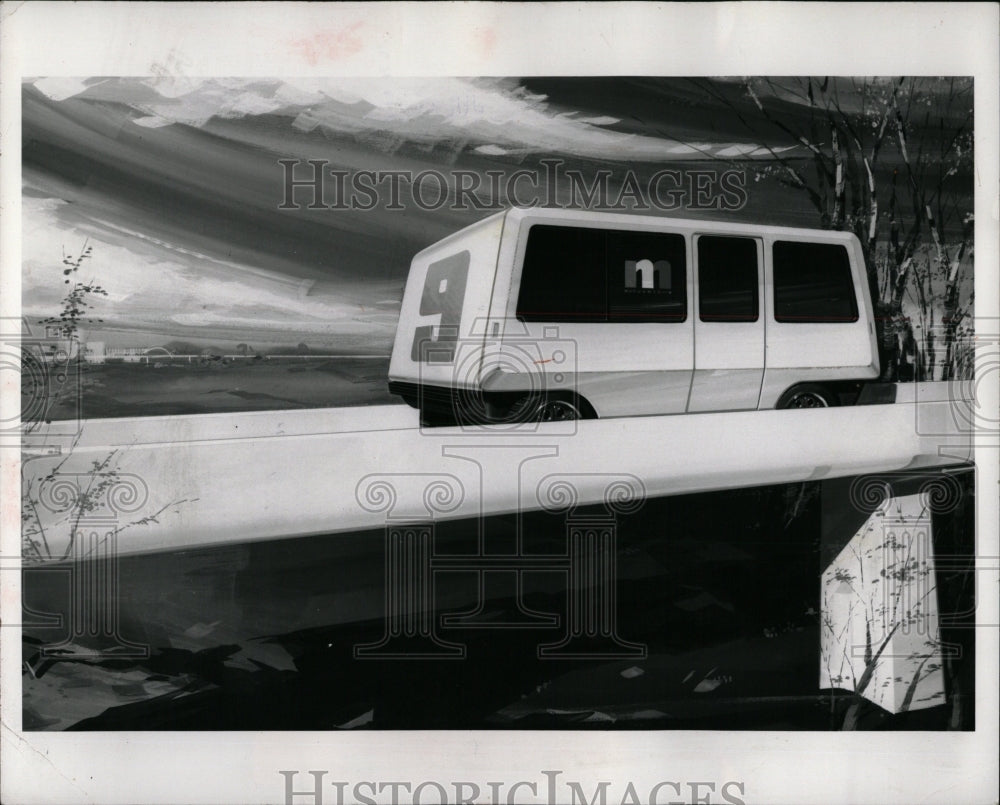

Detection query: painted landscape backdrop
(19, 77), (979, 734)
(22, 77), (973, 418)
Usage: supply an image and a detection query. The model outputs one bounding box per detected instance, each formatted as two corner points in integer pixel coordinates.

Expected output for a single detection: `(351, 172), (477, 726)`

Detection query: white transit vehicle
(388, 207), (881, 424)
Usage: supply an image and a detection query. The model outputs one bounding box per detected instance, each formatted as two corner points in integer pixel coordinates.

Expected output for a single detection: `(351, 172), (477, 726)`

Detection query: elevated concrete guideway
(21, 382), (974, 560)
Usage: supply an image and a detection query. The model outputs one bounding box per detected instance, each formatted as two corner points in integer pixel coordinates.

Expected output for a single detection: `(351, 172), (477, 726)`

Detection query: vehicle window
(606, 230), (687, 322)
(517, 225), (686, 323)
(697, 236), (759, 322)
(516, 225), (607, 322)
(773, 241), (859, 323)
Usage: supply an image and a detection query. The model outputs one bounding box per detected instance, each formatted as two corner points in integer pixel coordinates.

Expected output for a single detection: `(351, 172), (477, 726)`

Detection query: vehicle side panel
(492, 212), (695, 417)
(759, 233), (879, 407)
(688, 236), (766, 412)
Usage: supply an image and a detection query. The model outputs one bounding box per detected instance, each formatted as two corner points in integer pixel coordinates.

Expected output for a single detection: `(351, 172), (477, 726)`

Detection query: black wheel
(776, 384), (837, 410)
(538, 398), (582, 421)
(508, 396), (584, 422)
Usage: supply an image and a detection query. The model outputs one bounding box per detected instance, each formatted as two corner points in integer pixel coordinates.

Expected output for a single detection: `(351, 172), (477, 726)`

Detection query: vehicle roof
(412, 209), (507, 259)
(503, 206), (860, 241)
(412, 207), (860, 263)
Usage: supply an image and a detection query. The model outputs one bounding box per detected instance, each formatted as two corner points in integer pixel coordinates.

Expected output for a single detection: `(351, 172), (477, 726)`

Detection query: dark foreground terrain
(22, 473), (976, 731)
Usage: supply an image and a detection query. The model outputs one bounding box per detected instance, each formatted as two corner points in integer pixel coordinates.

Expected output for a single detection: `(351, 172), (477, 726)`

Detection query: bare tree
(686, 77), (973, 381)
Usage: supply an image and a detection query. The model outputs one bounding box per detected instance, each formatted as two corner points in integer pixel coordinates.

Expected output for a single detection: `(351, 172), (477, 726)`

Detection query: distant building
(38, 325), (79, 361)
(105, 346), (146, 363)
(83, 341), (106, 364)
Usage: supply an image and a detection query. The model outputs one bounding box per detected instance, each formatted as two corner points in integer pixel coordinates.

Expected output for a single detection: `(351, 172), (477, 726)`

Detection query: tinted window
(517, 225), (687, 323)
(773, 241), (858, 323)
(516, 225), (606, 322)
(607, 230), (687, 322)
(697, 236), (759, 322)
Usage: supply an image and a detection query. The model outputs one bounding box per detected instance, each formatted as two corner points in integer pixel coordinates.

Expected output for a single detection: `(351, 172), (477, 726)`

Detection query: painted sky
(22, 77), (972, 350)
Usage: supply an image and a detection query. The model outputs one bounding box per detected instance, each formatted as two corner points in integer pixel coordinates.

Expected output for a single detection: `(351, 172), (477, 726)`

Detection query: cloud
(474, 144), (511, 156)
(28, 76), (794, 162)
(30, 77), (98, 101)
(21, 189), (386, 339)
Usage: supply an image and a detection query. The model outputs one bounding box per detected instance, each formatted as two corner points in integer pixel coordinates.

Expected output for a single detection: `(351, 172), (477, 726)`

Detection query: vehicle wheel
(776, 384), (837, 410)
(537, 398), (582, 422)
(505, 395), (590, 423)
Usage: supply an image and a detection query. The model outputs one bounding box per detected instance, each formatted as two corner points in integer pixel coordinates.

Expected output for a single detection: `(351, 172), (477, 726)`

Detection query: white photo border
(1, 3), (997, 804)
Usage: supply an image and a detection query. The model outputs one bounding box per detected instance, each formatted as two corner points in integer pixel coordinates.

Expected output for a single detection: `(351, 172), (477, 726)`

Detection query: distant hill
(157, 340), (388, 357)
(162, 340), (225, 355)
(264, 344), (390, 357)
